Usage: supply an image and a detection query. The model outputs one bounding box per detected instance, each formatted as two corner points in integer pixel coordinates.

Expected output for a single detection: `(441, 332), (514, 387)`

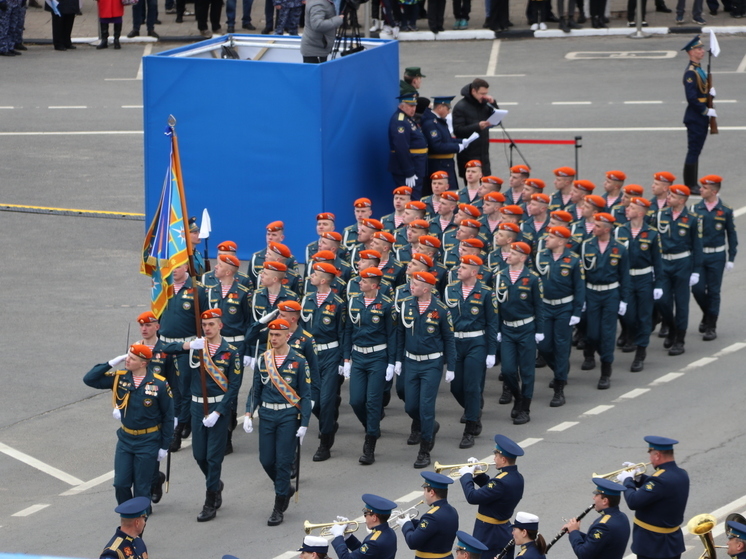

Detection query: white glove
(653, 288), (663, 300)
(243, 355), (253, 368)
(342, 361), (351, 379)
(243, 416), (253, 433)
(622, 461), (637, 468)
(618, 302), (628, 316)
(259, 308), (280, 324)
(445, 370), (455, 383)
(405, 175), (417, 188)
(535, 333), (545, 343)
(569, 315), (580, 326)
(296, 426), (307, 445)
(174, 417), (178, 429)
(394, 361), (402, 376)
(395, 516), (409, 528)
(486, 355), (496, 369)
(707, 108), (717, 118)
(690, 273), (700, 286)
(467, 457), (479, 464)
(582, 302), (587, 313)
(190, 337), (205, 350)
(496, 332), (502, 343)
(334, 516), (352, 539)
(112, 408), (121, 420)
(458, 143), (466, 153)
(709, 87), (716, 97)
(459, 465), (476, 476)
(108, 354), (128, 368)
(157, 448), (168, 462)
(726, 261), (735, 272)
(329, 523), (346, 538)
(616, 470), (634, 483)
(385, 364), (395, 381)
(202, 411), (220, 428)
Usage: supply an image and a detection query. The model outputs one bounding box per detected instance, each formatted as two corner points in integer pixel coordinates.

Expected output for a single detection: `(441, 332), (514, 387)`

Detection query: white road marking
(582, 405), (614, 415)
(566, 50), (676, 60)
(649, 372), (685, 385)
(486, 39), (500, 76)
(492, 126), (746, 132)
(136, 43), (153, 80)
(0, 131), (143, 136)
(12, 504), (50, 517)
(122, 105), (144, 109)
(714, 342), (746, 356)
(396, 491), (423, 503)
(682, 356), (718, 370)
(616, 388), (650, 400)
(551, 101), (592, 105)
(60, 471), (114, 496)
(716, 99), (738, 103)
(0, 442), (83, 486)
(273, 551), (300, 559)
(48, 106), (87, 109)
(737, 51), (746, 73)
(0, 106), (14, 109)
(499, 102), (519, 106)
(623, 100), (663, 104)
(547, 421), (578, 432)
(455, 74), (526, 78)
(711, 495), (746, 519)
(518, 437), (543, 447)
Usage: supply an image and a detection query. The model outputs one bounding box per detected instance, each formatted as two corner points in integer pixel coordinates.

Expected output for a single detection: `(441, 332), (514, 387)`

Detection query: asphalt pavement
(1, 34), (746, 559)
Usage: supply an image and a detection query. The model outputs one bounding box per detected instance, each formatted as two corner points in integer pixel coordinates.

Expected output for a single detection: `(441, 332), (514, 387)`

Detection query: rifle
(706, 50), (718, 135)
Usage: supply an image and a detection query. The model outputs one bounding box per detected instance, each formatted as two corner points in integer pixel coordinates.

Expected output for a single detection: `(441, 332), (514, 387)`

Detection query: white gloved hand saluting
(569, 316), (580, 326)
(202, 411), (220, 428)
(259, 309), (280, 324)
(243, 415), (253, 433)
(486, 355), (496, 369)
(296, 426), (307, 445)
(690, 273), (700, 286)
(108, 354), (128, 368)
(653, 288), (663, 300)
(394, 361), (402, 376)
(405, 175), (418, 188)
(707, 108), (717, 118)
(189, 337), (205, 350)
(342, 361), (351, 379)
(157, 448), (169, 462)
(445, 370), (455, 383)
(618, 302), (628, 316)
(385, 364), (395, 381)
(113, 408), (122, 420)
(726, 262), (735, 272)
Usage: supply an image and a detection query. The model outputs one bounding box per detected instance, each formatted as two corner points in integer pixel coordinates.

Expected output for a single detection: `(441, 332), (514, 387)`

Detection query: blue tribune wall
(142, 36), (399, 263)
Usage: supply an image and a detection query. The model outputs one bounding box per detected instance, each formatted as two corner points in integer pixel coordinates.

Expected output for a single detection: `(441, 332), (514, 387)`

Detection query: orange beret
(278, 300), (302, 312)
(394, 186), (413, 196)
(359, 249), (382, 260)
(461, 218), (482, 229)
(219, 254), (240, 267)
(316, 212), (335, 221)
(653, 171), (675, 183)
(594, 212), (615, 224)
(531, 193), (550, 204)
(573, 179), (596, 192)
(481, 175), (503, 186)
(511, 164), (530, 174)
(312, 250), (336, 262)
(129, 343), (152, 360)
(373, 231), (396, 244)
(459, 204), (482, 217)
(461, 255), (483, 266)
(700, 174), (723, 185)
(606, 170), (626, 181)
(361, 218), (384, 231)
(268, 318), (290, 330)
(461, 238), (485, 248)
(441, 191), (460, 202)
(511, 242), (532, 255)
(554, 166), (576, 177)
(405, 201), (427, 211)
(525, 178), (545, 190)
(137, 311), (158, 324)
(548, 226), (572, 239)
(630, 197), (651, 208)
(409, 219), (430, 230)
(412, 271), (437, 285)
(266, 220), (284, 232)
(500, 205), (524, 215)
(411, 253), (434, 268)
(321, 231), (343, 242)
(669, 184), (690, 197)
(263, 261), (287, 272)
(268, 241), (291, 258)
(418, 235), (441, 248)
(354, 198), (372, 208)
(313, 262), (339, 276)
(483, 191), (506, 203)
(201, 308), (223, 319)
(465, 160), (482, 168)
(359, 267), (384, 278)
(623, 184), (644, 196)
(550, 210), (573, 223)
(430, 170), (449, 180)
(498, 222), (521, 233)
(584, 194), (607, 208)
(217, 240), (237, 252)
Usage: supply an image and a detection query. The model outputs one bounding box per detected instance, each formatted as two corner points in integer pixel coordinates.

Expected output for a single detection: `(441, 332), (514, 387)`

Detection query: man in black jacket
(453, 78), (496, 180)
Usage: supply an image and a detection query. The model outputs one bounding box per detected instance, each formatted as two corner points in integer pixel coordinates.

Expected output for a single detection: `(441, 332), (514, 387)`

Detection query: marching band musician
(298, 536), (331, 559)
(511, 512), (547, 559)
(562, 478), (630, 559)
(618, 436), (690, 559)
(458, 435), (525, 559)
(329, 494), (398, 559)
(726, 520), (746, 559)
(454, 531), (489, 559)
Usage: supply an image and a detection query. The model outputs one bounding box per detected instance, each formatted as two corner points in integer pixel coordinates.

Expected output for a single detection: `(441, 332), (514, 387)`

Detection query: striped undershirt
(173, 281), (185, 294)
(221, 284), (231, 297)
(509, 270), (521, 283)
(208, 342), (220, 356)
(631, 227), (641, 238)
(274, 354), (286, 367)
(462, 284), (474, 299)
(418, 300), (430, 314)
(598, 240), (609, 253)
(132, 374), (145, 388)
(364, 297), (376, 307)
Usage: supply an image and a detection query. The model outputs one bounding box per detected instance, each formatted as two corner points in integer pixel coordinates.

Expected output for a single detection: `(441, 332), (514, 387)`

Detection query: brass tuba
(687, 513), (727, 559)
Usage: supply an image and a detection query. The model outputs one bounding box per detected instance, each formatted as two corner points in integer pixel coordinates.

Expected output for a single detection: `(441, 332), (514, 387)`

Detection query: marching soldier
(99, 497), (151, 559)
(329, 494), (398, 559)
(549, 167), (576, 212)
(305, 212), (337, 264)
(650, 172), (674, 214)
(562, 478), (630, 559)
(247, 221), (300, 286)
(349, 218), (385, 265)
(381, 186), (413, 232)
(394, 201), (429, 249)
(202, 241), (254, 290)
(602, 170), (626, 210)
(389, 93), (428, 200)
(304, 251), (349, 298)
(244, 318), (312, 526)
(247, 261), (300, 357)
(445, 255), (498, 448)
(348, 250), (394, 300)
(422, 171), (451, 218)
(343, 268), (397, 465)
(399, 472), (459, 556)
(422, 96), (466, 193)
(458, 435), (525, 559)
(343, 198), (374, 250)
(372, 231), (406, 288)
(570, 194), (606, 253)
(488, 222), (520, 275)
(506, 165), (530, 206)
(430, 191), (460, 240)
(610, 184), (644, 226)
(479, 191), (505, 243)
(618, 436), (689, 559)
(460, 160), (484, 205)
(535, 226), (585, 407)
(520, 193), (551, 250)
(566, 180), (596, 222)
(396, 219), (431, 267)
(691, 174), (738, 341)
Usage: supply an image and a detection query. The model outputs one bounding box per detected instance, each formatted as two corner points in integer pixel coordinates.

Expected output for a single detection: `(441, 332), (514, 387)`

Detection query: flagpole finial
(168, 115), (177, 127)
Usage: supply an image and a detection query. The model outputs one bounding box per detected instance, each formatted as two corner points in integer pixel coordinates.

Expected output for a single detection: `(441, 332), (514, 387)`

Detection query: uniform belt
(192, 395), (224, 403)
(542, 295), (574, 306)
(629, 266), (653, 276)
(634, 517), (681, 534)
(697, 97), (707, 102)
(159, 335), (196, 343)
(261, 402), (295, 410)
(405, 351), (443, 361)
(503, 317), (534, 327)
(661, 251), (691, 261)
(409, 148), (428, 154)
(476, 512), (510, 525)
(316, 341), (340, 351)
(121, 425), (160, 436)
(703, 245), (726, 253)
(587, 282), (619, 291)
(223, 335), (245, 342)
(415, 552), (452, 559)
(353, 344), (387, 354)
(428, 153), (455, 159)
(454, 330), (484, 339)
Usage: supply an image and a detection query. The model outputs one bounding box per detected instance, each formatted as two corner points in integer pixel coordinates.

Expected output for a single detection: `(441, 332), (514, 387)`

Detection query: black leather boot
(214, 480), (224, 509)
(663, 323), (675, 349)
(699, 312), (708, 333)
(460, 421), (476, 449)
(96, 22), (109, 49)
(598, 362), (611, 389)
(499, 382), (513, 404)
(313, 433), (331, 462)
(550, 380), (565, 407)
(630, 346), (646, 372)
(669, 330), (686, 356)
(113, 23), (122, 48)
(280, 486), (295, 512)
(151, 471), (166, 503)
(197, 490), (217, 522)
(513, 398), (531, 425)
(407, 418), (421, 445)
(359, 435), (377, 465)
(169, 423), (183, 452)
(581, 346), (596, 370)
(267, 494), (285, 526)
(414, 439), (431, 468)
(703, 315), (717, 341)
(510, 395), (522, 419)
(684, 163), (700, 195)
(559, 15), (571, 31)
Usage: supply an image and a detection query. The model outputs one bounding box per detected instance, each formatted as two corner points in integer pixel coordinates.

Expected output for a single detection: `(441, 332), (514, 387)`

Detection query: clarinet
(545, 504), (595, 552)
(495, 539), (515, 559)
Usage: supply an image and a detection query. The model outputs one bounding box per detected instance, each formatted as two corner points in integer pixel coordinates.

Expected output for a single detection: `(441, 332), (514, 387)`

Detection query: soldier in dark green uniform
(305, 212), (337, 264)
(371, 231), (407, 288)
(201, 240), (254, 290)
(304, 250), (350, 298)
(247, 221), (300, 287)
(381, 185), (413, 232)
(189, 217), (207, 278)
(395, 219), (431, 267)
(343, 198), (374, 250)
(549, 167), (576, 212)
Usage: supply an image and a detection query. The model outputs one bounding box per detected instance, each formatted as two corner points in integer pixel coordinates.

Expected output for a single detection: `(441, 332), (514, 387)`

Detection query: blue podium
(142, 35), (399, 262)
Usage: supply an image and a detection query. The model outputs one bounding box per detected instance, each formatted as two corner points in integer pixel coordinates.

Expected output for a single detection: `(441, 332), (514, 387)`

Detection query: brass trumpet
(389, 500), (426, 530)
(687, 513), (727, 559)
(434, 461), (490, 478)
(303, 519), (359, 537)
(592, 462), (650, 481)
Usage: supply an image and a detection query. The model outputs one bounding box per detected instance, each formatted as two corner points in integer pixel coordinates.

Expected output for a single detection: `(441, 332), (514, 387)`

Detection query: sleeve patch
(644, 481), (656, 492)
(592, 530), (603, 539)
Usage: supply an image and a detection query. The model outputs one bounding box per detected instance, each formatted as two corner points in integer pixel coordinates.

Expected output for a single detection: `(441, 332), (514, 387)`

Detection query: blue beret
(457, 531), (489, 554)
(115, 496), (151, 518)
(433, 96), (456, 106)
(494, 434), (524, 459)
(727, 521), (746, 540)
(363, 494), (398, 515)
(421, 471), (454, 489)
(592, 477), (624, 497)
(682, 35), (704, 51)
(644, 435), (679, 451)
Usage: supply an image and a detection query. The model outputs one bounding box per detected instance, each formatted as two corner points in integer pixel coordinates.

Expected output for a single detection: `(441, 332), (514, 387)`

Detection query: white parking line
(616, 388), (650, 400)
(582, 405), (614, 415)
(0, 442), (83, 486)
(649, 372), (685, 385)
(547, 421), (578, 432)
(0, 106), (14, 109)
(714, 342), (746, 356)
(12, 504), (50, 517)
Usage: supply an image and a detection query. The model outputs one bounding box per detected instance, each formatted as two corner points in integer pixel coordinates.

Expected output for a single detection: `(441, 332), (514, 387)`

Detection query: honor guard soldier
(349, 218), (385, 264)
(614, 197), (662, 372)
(269, 241), (303, 295)
(549, 167), (576, 212)
(395, 201), (429, 249)
(305, 250), (350, 297)
(445, 255), (498, 448)
(612, 184), (644, 226)
(460, 161), (485, 205)
(562, 479), (631, 559)
(488, 222), (520, 274)
(691, 175), (738, 341)
(650, 172), (674, 215)
(446, 239), (491, 286)
(444, 204), (484, 254)
(506, 165), (530, 206)
(276, 300), (320, 415)
(248, 261), (300, 357)
(520, 179), (546, 209)
(454, 531), (489, 559)
(397, 220), (431, 267)
(189, 217), (207, 277)
(580, 213), (630, 388)
(305, 212), (337, 264)
(650, 185), (703, 356)
(397, 271), (456, 468)
(618, 436), (689, 559)
(244, 318), (312, 526)
(248, 221), (299, 286)
(84, 344), (174, 512)
(301, 262), (347, 462)
(417, 237), (449, 292)
(317, 232), (352, 276)
(348, 250), (394, 301)
(459, 435), (525, 559)
(535, 226), (584, 407)
(399, 472), (460, 556)
(571, 194), (605, 252)
(330, 494), (398, 559)
(188, 309), (242, 522)
(343, 199), (374, 250)
(389, 93), (428, 200)
(423, 171), (451, 218)
(99, 496), (151, 559)
(495, 242), (544, 425)
(511, 512), (548, 559)
(422, 96), (466, 193)
(381, 186), (413, 232)
(567, 180), (596, 222)
(682, 36), (716, 194)
(443, 217), (483, 269)
(480, 192), (505, 243)
(343, 268), (397, 465)
(602, 171), (626, 210)
(726, 520), (746, 559)
(202, 241), (255, 290)
(476, 176), (504, 207)
(521, 193), (551, 251)
(372, 231), (407, 288)
(430, 191), (460, 240)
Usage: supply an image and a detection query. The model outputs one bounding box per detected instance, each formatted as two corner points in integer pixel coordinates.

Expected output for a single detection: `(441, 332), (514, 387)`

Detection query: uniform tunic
(568, 506), (631, 559)
(683, 60), (709, 166)
(389, 108), (428, 200)
(421, 107), (461, 192)
(99, 527), (147, 559)
(402, 498), (459, 559)
(332, 521), (398, 559)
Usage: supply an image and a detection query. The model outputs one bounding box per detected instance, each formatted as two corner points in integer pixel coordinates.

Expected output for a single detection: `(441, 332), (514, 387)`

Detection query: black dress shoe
(227, 25), (235, 32)
(151, 472), (166, 503)
(656, 4), (673, 12)
(175, 15), (183, 22)
(242, 22), (256, 29)
(53, 46), (68, 51)
(8, 49), (21, 55)
(577, 14), (587, 22)
(66, 44), (77, 49)
(14, 43), (28, 50)
(154, 18), (162, 24)
(261, 26), (272, 34)
(597, 376), (611, 389)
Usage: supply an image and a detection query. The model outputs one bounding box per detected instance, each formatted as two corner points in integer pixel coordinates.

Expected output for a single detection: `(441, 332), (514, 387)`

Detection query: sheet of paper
(488, 109), (508, 127)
